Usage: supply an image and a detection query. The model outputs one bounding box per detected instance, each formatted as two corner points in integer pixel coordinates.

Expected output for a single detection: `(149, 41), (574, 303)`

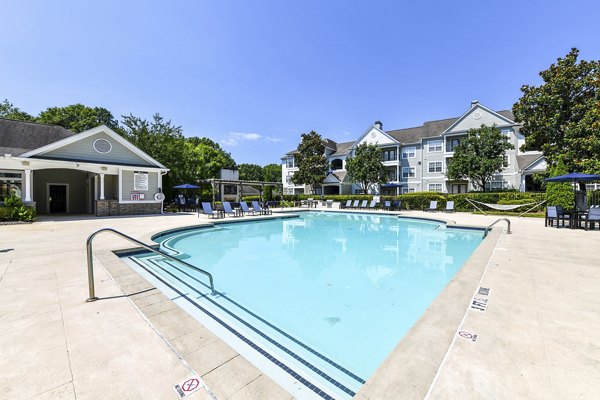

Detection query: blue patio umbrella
(545, 172), (600, 209)
(173, 183), (201, 189)
(544, 172), (600, 183)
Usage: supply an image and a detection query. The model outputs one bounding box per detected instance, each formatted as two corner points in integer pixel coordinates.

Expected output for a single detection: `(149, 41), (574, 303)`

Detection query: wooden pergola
(204, 179), (284, 206)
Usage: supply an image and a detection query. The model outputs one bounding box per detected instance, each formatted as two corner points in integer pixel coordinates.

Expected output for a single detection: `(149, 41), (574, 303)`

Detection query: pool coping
(101, 211), (501, 400)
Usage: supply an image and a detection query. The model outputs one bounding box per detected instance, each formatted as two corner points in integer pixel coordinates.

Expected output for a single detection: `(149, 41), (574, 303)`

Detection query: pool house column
(24, 169), (32, 202)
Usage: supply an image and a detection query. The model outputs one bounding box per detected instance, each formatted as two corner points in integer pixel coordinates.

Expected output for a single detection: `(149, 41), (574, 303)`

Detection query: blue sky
(2, 1), (599, 165)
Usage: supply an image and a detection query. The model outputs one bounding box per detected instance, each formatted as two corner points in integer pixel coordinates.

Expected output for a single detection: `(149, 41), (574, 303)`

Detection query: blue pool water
(126, 212), (484, 399)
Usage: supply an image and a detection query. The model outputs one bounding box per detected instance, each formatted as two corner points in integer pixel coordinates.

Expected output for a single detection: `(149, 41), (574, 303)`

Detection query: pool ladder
(484, 218), (511, 237)
(86, 228), (216, 302)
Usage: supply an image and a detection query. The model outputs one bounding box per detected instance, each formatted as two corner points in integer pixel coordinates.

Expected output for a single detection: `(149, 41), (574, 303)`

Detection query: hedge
(254, 191), (547, 212)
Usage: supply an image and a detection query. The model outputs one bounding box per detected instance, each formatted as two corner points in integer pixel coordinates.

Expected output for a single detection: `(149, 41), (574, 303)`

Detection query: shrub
(546, 159), (573, 210)
(0, 195), (36, 222)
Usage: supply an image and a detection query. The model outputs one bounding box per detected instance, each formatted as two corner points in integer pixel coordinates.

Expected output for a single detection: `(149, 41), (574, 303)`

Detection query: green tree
(187, 136), (235, 168)
(0, 99), (35, 121)
(291, 131), (329, 194)
(238, 163), (264, 181)
(546, 158), (574, 210)
(446, 125), (514, 191)
(512, 48), (600, 175)
(345, 142), (387, 194)
(37, 103), (120, 133)
(262, 163), (282, 200)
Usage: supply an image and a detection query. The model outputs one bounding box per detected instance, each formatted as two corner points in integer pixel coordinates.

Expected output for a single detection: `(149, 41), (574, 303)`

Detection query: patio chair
(545, 206), (569, 228)
(240, 201), (259, 216)
(582, 207), (600, 231)
(424, 200), (438, 212)
(368, 200), (378, 210)
(359, 200), (368, 209)
(252, 201), (272, 215)
(351, 200), (360, 208)
(383, 200), (391, 211)
(394, 200), (402, 211)
(444, 201), (455, 213)
(223, 201), (241, 217)
(201, 202), (223, 219)
(341, 199), (352, 209)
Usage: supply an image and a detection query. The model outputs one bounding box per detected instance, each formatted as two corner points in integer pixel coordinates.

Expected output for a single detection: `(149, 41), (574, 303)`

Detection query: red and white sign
(173, 375), (203, 399)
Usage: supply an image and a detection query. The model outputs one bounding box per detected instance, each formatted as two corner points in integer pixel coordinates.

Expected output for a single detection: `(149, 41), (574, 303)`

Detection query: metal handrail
(484, 218), (511, 237)
(86, 228), (215, 302)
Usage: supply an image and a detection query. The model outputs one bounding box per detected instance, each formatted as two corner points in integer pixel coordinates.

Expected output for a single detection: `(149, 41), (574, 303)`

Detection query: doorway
(48, 184), (68, 213)
(450, 183), (467, 194)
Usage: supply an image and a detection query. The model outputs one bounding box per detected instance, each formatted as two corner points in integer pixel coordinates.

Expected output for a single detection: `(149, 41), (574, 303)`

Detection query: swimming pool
(124, 212), (484, 399)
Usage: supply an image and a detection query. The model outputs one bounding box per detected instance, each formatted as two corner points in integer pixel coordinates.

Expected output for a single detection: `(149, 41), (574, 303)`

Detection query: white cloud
(221, 132), (263, 147)
(265, 136), (283, 142)
(231, 132), (261, 140)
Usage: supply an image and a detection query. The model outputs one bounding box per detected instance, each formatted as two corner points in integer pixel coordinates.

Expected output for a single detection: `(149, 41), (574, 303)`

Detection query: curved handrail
(484, 218), (511, 237)
(86, 228), (215, 302)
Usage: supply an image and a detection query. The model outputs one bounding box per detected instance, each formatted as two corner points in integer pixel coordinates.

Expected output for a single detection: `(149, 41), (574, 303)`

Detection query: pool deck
(1, 206), (599, 399)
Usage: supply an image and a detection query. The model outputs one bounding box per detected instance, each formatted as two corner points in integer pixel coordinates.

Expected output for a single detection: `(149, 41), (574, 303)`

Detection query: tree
(263, 163), (282, 200)
(291, 131), (329, 193)
(513, 48), (600, 176)
(446, 125), (514, 191)
(345, 142), (387, 194)
(546, 158), (574, 210)
(238, 163), (264, 181)
(0, 99), (35, 121)
(37, 103), (120, 133)
(187, 136), (235, 168)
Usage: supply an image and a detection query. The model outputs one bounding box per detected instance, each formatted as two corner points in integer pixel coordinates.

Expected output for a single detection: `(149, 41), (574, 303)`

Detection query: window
(402, 187), (415, 194)
(286, 156), (295, 168)
(0, 171), (22, 200)
(381, 149), (397, 162)
(428, 140), (443, 152)
(428, 161), (443, 173)
(385, 170), (397, 181)
(402, 167), (415, 178)
(503, 154), (510, 167)
(286, 173), (294, 184)
(448, 138), (460, 152)
(501, 128), (512, 135)
(485, 180), (506, 191)
(428, 183), (443, 192)
(402, 147), (416, 159)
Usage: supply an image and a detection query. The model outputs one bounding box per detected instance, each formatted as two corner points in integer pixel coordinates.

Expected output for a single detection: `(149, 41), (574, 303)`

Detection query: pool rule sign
(173, 375), (203, 399)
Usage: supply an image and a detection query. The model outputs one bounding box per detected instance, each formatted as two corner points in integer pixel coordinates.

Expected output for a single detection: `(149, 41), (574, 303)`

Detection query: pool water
(126, 212), (484, 399)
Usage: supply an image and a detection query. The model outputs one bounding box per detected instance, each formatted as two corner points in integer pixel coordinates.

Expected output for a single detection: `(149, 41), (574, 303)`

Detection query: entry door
(49, 185), (67, 213)
(451, 184), (467, 194)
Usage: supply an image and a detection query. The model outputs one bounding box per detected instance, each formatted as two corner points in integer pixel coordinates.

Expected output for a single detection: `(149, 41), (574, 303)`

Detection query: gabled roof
(385, 108), (516, 144)
(0, 118), (75, 156)
(442, 103), (516, 134)
(330, 141), (354, 156)
(19, 125), (167, 169)
(516, 153), (545, 171)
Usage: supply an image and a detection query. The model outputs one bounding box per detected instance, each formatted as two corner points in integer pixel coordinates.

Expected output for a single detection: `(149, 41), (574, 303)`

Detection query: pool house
(0, 118), (168, 216)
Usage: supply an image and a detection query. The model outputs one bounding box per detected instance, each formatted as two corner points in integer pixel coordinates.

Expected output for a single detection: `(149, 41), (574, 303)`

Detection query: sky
(1, 1), (600, 165)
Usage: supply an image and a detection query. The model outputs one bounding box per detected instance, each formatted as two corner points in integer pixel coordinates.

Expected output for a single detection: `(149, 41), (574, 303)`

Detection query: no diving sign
(173, 375), (203, 399)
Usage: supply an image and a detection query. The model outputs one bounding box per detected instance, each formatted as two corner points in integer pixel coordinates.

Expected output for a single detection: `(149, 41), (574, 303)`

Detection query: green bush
(546, 159), (573, 210)
(0, 195), (36, 222)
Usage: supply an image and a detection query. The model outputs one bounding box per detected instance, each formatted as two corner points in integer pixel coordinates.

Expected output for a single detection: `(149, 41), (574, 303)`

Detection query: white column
(24, 169), (32, 202)
(157, 171), (162, 193)
(100, 174), (105, 200)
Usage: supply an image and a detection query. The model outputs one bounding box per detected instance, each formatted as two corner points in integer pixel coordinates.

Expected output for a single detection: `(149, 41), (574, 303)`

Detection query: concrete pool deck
(1, 207), (599, 399)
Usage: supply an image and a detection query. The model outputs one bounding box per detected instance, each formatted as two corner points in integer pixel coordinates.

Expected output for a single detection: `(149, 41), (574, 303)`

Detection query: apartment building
(281, 101), (546, 195)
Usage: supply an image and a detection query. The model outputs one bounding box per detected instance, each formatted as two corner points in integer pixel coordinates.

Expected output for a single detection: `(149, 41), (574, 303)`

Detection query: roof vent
(374, 121), (383, 130)
(471, 100), (479, 107)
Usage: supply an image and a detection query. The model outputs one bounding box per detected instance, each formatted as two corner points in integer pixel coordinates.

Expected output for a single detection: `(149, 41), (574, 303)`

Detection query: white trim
(93, 138), (113, 154)
(402, 146), (416, 159)
(99, 173), (105, 200)
(46, 183), (69, 213)
(427, 161), (443, 174)
(118, 168), (123, 203)
(442, 103), (516, 134)
(428, 183), (443, 192)
(427, 139), (443, 152)
(24, 169), (32, 202)
(350, 125), (399, 150)
(19, 125), (167, 169)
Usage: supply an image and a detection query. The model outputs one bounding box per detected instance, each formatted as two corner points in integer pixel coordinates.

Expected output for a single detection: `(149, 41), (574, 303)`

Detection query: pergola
(204, 179), (284, 206)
